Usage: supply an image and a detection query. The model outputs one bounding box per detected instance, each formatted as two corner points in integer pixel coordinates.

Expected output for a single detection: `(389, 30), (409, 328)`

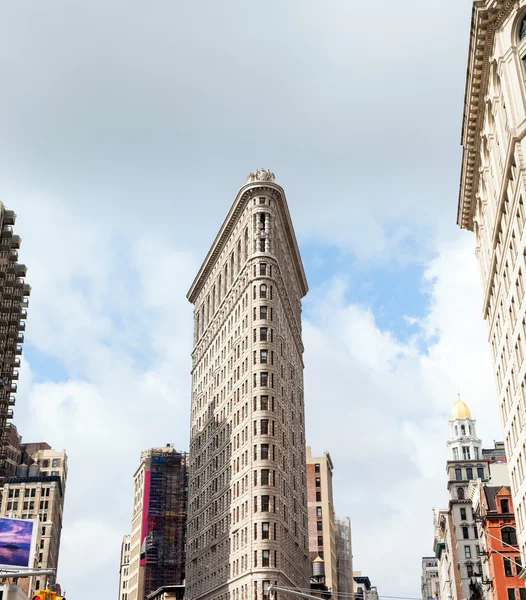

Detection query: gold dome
(450, 397), (472, 420)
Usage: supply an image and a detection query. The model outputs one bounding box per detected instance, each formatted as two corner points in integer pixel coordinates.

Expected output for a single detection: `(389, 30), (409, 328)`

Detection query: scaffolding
(143, 449), (188, 598)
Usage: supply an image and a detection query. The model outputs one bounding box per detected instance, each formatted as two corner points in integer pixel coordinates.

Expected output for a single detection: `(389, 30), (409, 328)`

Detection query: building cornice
(458, 0), (518, 230)
(187, 181), (308, 304)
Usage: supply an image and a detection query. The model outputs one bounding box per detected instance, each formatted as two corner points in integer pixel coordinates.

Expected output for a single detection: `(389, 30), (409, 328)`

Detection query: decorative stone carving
(247, 168), (275, 183)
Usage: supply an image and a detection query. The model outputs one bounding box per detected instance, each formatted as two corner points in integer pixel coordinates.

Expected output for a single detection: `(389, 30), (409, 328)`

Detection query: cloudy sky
(0, 1), (502, 598)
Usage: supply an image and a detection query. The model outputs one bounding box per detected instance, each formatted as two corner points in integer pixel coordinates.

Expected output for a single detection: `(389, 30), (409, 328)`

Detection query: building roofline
(457, 0), (516, 231)
(187, 179), (308, 304)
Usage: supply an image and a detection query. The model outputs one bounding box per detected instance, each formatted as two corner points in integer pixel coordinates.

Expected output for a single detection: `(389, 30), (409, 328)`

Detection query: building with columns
(457, 0), (526, 568)
(421, 557), (439, 600)
(186, 169), (310, 600)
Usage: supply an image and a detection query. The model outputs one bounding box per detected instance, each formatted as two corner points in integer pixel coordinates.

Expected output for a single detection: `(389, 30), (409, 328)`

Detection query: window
(315, 477), (321, 488)
(261, 444), (269, 460)
(260, 350), (268, 364)
(315, 464), (320, 473)
(259, 239), (265, 252)
(316, 492), (321, 502)
(261, 372), (268, 386)
(465, 546), (471, 559)
(463, 527), (469, 539)
(508, 590), (516, 600)
(456, 468), (462, 480)
(502, 527), (517, 546)
(317, 536), (323, 547)
(261, 469), (269, 486)
(261, 396), (269, 410)
(260, 306), (268, 320)
(505, 557), (513, 577)
(262, 522), (270, 539)
(261, 420), (269, 435)
(467, 564), (474, 577)
(474, 526), (478, 539)
(458, 488), (465, 500)
(519, 589), (526, 600)
(463, 447), (471, 460)
(317, 521), (323, 532)
(260, 284), (267, 299)
(260, 328), (268, 342)
(261, 496), (270, 512)
(477, 466), (484, 479)
(260, 263), (267, 276)
(40, 539), (44, 549)
(460, 508), (467, 520)
(502, 499), (510, 514)
(516, 556), (522, 573)
(262, 550), (270, 567)
(316, 507), (322, 517)
(263, 581), (271, 600)
(453, 447), (459, 459)
(520, 14), (526, 41)
(52, 459), (58, 468)
(467, 467), (473, 480)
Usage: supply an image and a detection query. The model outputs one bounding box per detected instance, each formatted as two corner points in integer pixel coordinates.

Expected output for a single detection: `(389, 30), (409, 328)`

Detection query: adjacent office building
(335, 517), (353, 597)
(0, 444), (67, 596)
(306, 447), (337, 594)
(124, 446), (188, 600)
(186, 170), (311, 600)
(457, 0), (526, 567)
(0, 203), (30, 480)
(470, 479), (525, 600)
(421, 557), (439, 600)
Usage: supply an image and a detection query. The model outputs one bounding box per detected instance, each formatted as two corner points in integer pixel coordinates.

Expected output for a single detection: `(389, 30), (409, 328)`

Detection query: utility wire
(275, 588), (421, 600)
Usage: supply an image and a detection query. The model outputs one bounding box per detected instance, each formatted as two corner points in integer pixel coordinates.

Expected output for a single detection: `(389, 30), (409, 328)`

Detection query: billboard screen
(0, 517), (37, 569)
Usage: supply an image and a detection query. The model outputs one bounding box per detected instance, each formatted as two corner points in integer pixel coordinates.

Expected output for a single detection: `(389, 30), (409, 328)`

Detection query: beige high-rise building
(0, 446), (67, 596)
(186, 169), (310, 600)
(119, 534), (131, 600)
(305, 447), (337, 594)
(457, 0), (526, 566)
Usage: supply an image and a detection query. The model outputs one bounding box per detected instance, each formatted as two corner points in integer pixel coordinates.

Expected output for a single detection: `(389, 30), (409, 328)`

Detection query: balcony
(8, 397), (15, 407)
(0, 227), (13, 240)
(15, 345), (22, 355)
(7, 409), (14, 420)
(17, 334), (23, 344)
(12, 359), (20, 368)
(17, 323), (25, 332)
(11, 370), (18, 381)
(20, 310), (27, 320)
(10, 236), (20, 250)
(10, 384), (16, 394)
(14, 278), (24, 289)
(15, 264), (26, 277)
(22, 284), (30, 297)
(3, 211), (15, 226)
(8, 251), (17, 262)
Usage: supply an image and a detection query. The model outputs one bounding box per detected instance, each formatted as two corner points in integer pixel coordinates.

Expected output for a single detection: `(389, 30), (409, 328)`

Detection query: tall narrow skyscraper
(0, 203), (29, 479)
(186, 170), (310, 600)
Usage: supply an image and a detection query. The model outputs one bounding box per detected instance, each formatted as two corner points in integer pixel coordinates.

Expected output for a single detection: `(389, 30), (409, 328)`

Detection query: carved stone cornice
(458, 0), (518, 231)
(187, 180), (308, 304)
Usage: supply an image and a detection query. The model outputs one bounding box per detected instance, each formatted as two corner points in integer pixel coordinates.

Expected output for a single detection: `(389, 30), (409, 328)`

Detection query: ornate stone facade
(186, 172), (310, 600)
(458, 0), (526, 568)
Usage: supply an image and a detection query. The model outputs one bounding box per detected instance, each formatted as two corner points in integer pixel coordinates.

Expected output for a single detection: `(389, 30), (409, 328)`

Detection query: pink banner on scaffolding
(139, 469), (150, 567)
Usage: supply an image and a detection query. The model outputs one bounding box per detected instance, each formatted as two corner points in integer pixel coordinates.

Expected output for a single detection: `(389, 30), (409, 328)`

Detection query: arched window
(502, 527), (517, 546)
(461, 425), (466, 435)
(458, 487), (465, 500)
(260, 284), (267, 299)
(519, 14), (526, 42)
(455, 426), (459, 436)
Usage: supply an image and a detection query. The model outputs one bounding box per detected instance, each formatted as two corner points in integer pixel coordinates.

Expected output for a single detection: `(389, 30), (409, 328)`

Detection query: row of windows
(452, 446), (480, 460)
(507, 589), (526, 600)
(6, 500), (49, 511)
(504, 554), (522, 577)
(454, 466), (485, 480)
(8, 487), (52, 498)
